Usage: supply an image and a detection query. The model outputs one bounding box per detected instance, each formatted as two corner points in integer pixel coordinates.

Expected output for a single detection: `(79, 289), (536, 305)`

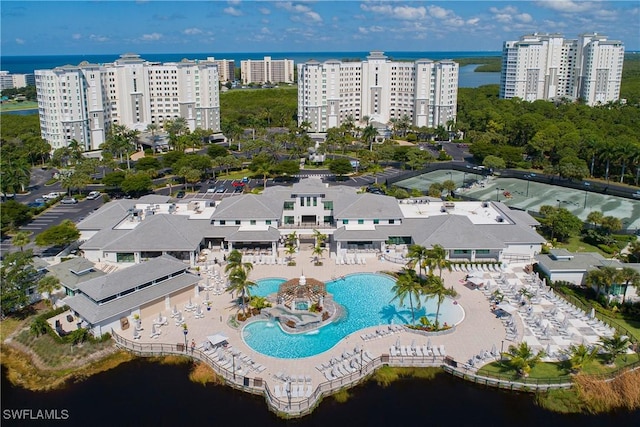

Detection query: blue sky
(1, 1), (638, 55)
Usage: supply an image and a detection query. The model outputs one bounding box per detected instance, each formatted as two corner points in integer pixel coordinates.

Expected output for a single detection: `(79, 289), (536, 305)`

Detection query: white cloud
(72, 33), (82, 40)
(535, 0), (596, 13)
(224, 7), (242, 17)
(276, 1), (323, 23)
(259, 7), (270, 15)
(15, 38), (25, 45)
(516, 13), (533, 23)
(261, 27), (271, 35)
(228, 0), (241, 5)
(90, 34), (109, 42)
(183, 28), (203, 35)
(358, 25), (383, 34)
(141, 33), (162, 41)
(427, 5), (449, 19)
(466, 18), (480, 26)
(361, 3), (426, 20)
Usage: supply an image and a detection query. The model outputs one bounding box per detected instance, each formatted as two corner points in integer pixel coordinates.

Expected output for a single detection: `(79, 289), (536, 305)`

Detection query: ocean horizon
(0, 51), (501, 74)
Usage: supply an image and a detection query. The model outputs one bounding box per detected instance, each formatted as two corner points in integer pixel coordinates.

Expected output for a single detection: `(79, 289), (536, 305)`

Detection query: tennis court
(396, 171), (640, 231)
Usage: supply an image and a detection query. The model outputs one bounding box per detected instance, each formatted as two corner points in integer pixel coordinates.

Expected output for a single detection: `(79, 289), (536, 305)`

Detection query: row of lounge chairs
(335, 256), (367, 265)
(452, 263), (504, 273)
(273, 383), (313, 399)
(389, 343), (446, 358)
(361, 324), (403, 341)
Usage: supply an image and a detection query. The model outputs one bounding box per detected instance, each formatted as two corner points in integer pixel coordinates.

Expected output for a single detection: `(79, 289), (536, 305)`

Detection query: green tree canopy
(120, 172), (152, 197)
(35, 219), (80, 247)
(1, 250), (37, 316)
(328, 158), (353, 177)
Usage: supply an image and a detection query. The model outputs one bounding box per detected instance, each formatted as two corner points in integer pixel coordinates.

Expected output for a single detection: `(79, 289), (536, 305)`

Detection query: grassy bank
(0, 101), (38, 112)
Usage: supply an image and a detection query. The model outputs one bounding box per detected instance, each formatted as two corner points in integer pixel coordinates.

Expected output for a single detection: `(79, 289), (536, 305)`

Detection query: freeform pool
(242, 273), (465, 359)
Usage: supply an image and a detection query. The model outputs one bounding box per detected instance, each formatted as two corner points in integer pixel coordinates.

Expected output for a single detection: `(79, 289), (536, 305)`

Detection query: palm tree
(406, 244), (429, 278)
(390, 268), (423, 323)
(226, 266), (256, 318)
(37, 275), (60, 306)
(423, 274), (457, 329)
(425, 244), (451, 280)
(564, 343), (599, 373)
(616, 267), (640, 304)
(12, 231), (31, 252)
(361, 124), (378, 151)
(599, 334), (630, 365)
(224, 249), (253, 276)
(585, 266), (617, 306)
(586, 211), (603, 229)
(503, 342), (545, 378)
(312, 244), (325, 265)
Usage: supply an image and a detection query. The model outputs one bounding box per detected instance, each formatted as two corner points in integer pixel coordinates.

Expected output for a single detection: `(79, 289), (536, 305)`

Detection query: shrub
(597, 244), (615, 254)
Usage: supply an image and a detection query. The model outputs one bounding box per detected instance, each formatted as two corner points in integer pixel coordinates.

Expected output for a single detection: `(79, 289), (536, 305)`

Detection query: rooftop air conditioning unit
(482, 202), (489, 208)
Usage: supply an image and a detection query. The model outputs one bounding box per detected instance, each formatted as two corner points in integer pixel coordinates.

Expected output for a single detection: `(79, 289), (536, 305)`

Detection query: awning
(207, 333), (229, 347)
(497, 303), (518, 314)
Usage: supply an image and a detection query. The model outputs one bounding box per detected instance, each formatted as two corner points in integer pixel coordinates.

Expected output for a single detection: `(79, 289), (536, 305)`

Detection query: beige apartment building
(500, 33), (624, 106)
(35, 54), (221, 151)
(297, 51), (458, 132)
(240, 56), (295, 85)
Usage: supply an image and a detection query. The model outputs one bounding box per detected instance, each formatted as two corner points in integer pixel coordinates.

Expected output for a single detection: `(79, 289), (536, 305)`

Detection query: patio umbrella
(546, 343), (552, 357)
(194, 285), (200, 298)
(427, 338), (432, 350)
(491, 343), (497, 356)
(395, 337), (401, 348)
(151, 324), (157, 335)
(589, 307), (595, 319)
(205, 291), (210, 302)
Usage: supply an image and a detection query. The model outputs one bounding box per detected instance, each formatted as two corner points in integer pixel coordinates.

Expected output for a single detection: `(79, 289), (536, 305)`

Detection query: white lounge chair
(274, 385), (282, 398)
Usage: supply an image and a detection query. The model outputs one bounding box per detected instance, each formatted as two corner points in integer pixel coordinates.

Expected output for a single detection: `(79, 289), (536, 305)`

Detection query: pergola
(277, 276), (327, 307)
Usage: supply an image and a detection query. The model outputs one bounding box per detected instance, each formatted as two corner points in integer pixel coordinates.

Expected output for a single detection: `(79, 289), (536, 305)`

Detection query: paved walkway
(121, 250), (510, 392)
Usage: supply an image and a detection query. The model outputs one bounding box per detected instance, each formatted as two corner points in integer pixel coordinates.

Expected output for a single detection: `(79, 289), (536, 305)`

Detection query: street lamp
(496, 187), (504, 202)
(462, 171), (467, 188)
(183, 324), (188, 352)
(500, 340), (504, 364)
(524, 175), (531, 197)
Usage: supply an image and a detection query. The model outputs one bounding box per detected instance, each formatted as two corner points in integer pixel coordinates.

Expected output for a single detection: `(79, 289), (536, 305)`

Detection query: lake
(2, 360), (637, 426)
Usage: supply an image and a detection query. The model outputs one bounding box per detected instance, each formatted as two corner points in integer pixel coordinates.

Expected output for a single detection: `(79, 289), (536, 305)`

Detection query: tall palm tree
(585, 266), (617, 305)
(503, 342), (545, 378)
(224, 249), (253, 275)
(362, 124), (378, 151)
(616, 267), (640, 304)
(312, 244), (325, 265)
(12, 231), (31, 252)
(599, 334), (630, 365)
(37, 275), (61, 306)
(226, 266), (256, 318)
(390, 269), (423, 323)
(406, 244), (429, 278)
(423, 274), (457, 329)
(425, 244), (451, 280)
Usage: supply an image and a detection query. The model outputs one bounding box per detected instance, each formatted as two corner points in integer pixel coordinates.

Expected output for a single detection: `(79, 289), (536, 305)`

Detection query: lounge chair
(324, 370), (335, 381)
(439, 345), (447, 357)
(305, 385), (313, 398)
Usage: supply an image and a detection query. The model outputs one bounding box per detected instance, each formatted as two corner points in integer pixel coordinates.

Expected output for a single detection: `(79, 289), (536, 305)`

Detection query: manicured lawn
(479, 361), (571, 382)
(0, 101), (38, 111)
(554, 235), (605, 254)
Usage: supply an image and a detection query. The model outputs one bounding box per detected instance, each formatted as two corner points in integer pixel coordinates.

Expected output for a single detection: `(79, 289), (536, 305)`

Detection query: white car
(86, 191), (101, 200)
(43, 192), (62, 200)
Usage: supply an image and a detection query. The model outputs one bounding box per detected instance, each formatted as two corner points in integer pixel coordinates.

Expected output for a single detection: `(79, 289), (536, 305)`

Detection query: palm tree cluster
(585, 266), (640, 305)
(391, 244), (457, 328)
(224, 249), (256, 319)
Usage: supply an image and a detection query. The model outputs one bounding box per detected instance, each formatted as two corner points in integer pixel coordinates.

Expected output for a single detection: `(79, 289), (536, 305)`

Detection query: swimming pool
(242, 273), (465, 359)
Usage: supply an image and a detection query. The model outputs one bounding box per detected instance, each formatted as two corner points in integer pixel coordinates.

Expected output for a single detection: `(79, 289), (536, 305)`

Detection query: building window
(323, 201), (333, 210)
(219, 220), (226, 225)
(116, 253), (135, 263)
(373, 219), (379, 225)
(358, 219), (364, 224)
(284, 216), (294, 225)
(266, 220), (272, 225)
(342, 219), (349, 225)
(235, 220), (241, 225)
(283, 201), (294, 210)
(250, 220), (256, 225)
(389, 219), (395, 224)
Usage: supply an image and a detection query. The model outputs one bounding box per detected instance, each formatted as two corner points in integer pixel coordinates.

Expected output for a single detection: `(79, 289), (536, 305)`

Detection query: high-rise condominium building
(297, 51), (458, 132)
(0, 71), (35, 89)
(206, 57), (235, 82)
(240, 56), (295, 85)
(500, 33), (624, 106)
(35, 54), (220, 151)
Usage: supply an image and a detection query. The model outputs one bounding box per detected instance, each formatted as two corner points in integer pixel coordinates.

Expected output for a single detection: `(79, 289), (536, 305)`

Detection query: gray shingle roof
(535, 252), (608, 272)
(64, 272), (199, 324)
(334, 194), (404, 220)
(101, 215), (207, 252)
(407, 216), (506, 249)
(45, 257), (105, 290)
(332, 226), (390, 241)
(211, 195), (280, 220)
(76, 254), (189, 301)
(76, 200), (134, 230)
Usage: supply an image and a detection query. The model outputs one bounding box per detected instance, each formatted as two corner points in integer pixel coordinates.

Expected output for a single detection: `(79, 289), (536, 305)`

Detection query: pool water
(242, 273), (465, 359)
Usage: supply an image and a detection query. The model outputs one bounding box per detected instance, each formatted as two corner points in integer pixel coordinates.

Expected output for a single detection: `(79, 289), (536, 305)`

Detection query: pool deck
(120, 249), (509, 388)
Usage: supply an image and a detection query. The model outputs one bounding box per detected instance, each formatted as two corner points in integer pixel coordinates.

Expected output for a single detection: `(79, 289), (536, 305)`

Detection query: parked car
(43, 192), (63, 200)
(86, 191), (101, 200)
(206, 186), (217, 193)
(633, 191), (640, 199)
(176, 190), (185, 198)
(60, 197), (78, 204)
(216, 186), (226, 193)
